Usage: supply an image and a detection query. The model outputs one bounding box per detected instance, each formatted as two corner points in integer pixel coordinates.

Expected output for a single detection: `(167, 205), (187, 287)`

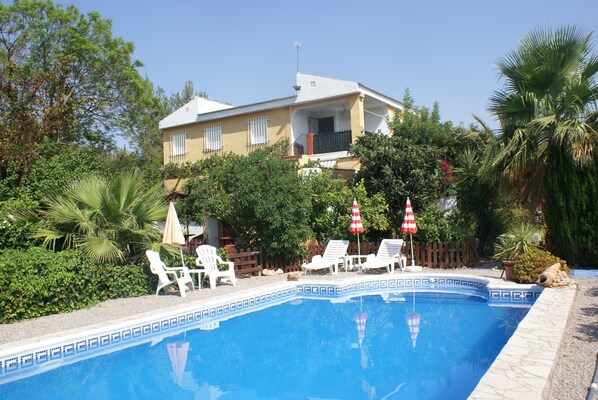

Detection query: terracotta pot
(502, 260), (515, 280)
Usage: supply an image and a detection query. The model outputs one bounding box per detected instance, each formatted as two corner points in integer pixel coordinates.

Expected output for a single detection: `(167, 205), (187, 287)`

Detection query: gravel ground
(548, 276), (598, 400)
(1, 266), (596, 399)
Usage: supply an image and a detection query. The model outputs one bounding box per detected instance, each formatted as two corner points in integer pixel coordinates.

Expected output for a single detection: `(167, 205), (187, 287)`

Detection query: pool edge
(468, 286), (576, 400)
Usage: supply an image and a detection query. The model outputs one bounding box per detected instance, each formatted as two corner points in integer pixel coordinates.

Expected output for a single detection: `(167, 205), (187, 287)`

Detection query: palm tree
(488, 25), (598, 206)
(33, 171), (167, 263)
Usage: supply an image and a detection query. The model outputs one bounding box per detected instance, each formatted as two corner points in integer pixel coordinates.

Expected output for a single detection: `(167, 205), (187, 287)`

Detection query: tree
(351, 90), (466, 234)
(121, 80), (209, 188)
(488, 25), (598, 265)
(488, 25), (598, 207)
(453, 149), (511, 252)
(168, 80), (207, 110)
(302, 171), (389, 243)
(0, 0), (151, 184)
(30, 171), (167, 263)
(544, 146), (598, 267)
(184, 144), (312, 259)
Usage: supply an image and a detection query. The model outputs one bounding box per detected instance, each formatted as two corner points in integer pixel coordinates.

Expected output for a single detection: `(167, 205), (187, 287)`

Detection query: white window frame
(248, 116), (268, 146)
(170, 131), (186, 157)
(204, 124), (222, 151)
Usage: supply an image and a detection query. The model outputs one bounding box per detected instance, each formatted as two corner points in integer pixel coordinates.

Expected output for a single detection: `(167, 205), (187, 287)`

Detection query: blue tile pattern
(0, 276), (539, 381)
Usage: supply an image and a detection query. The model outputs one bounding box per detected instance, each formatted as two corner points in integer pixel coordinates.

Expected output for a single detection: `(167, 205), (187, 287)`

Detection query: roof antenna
(293, 41), (302, 91)
(294, 40), (302, 73)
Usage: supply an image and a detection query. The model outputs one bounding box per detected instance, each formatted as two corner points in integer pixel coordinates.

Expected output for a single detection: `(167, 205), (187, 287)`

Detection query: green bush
(412, 205), (465, 243)
(0, 196), (40, 249)
(512, 248), (569, 284)
(0, 247), (154, 323)
(88, 263), (155, 300)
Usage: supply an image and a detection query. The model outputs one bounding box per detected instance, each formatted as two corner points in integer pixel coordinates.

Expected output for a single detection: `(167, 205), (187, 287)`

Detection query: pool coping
(0, 273), (574, 399)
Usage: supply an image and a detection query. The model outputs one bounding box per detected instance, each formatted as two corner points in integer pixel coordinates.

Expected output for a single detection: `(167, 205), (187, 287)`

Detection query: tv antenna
(294, 41), (302, 73)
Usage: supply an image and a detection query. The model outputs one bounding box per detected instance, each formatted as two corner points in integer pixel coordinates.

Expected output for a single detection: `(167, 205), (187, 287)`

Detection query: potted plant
(492, 222), (539, 280)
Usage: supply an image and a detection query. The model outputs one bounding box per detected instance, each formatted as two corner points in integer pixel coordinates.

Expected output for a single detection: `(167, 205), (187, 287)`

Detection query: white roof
(159, 73), (402, 130)
(159, 97), (234, 129)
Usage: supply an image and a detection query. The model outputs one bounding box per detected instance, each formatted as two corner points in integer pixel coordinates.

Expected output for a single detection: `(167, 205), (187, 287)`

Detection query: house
(160, 73), (403, 190)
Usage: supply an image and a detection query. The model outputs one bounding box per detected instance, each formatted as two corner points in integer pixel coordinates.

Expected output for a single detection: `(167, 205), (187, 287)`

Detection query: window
(248, 116), (268, 145)
(170, 131), (186, 157)
(204, 124), (222, 151)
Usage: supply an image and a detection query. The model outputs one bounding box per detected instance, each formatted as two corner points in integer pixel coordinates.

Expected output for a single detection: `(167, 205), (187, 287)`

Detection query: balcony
(313, 130), (351, 154)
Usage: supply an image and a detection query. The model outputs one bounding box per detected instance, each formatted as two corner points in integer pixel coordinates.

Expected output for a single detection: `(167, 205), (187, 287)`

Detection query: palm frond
(490, 24), (598, 205)
(78, 237), (124, 264)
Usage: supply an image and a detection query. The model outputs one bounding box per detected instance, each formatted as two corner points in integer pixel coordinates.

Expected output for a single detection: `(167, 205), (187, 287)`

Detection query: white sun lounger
(301, 240), (349, 275)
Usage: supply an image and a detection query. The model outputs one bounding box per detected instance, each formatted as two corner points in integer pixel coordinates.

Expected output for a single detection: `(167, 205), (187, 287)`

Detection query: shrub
(0, 196), (40, 249)
(0, 247), (154, 323)
(412, 205), (465, 243)
(89, 264), (155, 300)
(512, 248), (569, 284)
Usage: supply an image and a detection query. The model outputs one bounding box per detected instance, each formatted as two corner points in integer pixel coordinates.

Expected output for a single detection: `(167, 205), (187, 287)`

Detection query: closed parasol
(163, 201), (187, 266)
(400, 197), (422, 272)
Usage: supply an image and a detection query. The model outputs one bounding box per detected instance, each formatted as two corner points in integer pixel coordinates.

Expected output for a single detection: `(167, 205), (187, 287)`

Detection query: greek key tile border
(296, 276), (540, 304)
(0, 275), (541, 381)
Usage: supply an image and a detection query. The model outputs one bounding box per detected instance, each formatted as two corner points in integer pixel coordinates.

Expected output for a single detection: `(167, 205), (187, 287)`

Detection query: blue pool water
(0, 292), (529, 400)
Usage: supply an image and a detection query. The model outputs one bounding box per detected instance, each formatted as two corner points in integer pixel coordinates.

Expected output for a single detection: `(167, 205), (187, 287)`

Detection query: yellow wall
(349, 94), (365, 143)
(162, 107), (292, 165)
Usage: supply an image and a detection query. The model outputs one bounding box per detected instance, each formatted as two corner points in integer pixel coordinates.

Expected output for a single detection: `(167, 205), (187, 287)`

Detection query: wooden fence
(410, 239), (479, 269)
(225, 238), (478, 275)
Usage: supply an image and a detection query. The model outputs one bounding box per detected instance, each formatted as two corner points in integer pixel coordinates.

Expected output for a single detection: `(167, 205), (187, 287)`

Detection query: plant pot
(502, 260), (515, 280)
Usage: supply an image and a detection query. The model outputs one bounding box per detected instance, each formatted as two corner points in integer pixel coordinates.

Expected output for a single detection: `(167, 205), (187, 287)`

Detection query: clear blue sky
(58, 0), (597, 130)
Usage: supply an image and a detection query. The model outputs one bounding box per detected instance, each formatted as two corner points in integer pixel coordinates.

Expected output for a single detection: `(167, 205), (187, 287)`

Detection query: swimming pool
(0, 292), (528, 399)
(0, 275), (539, 399)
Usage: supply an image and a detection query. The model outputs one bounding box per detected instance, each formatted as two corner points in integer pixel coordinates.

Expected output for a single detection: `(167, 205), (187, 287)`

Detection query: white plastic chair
(301, 240), (349, 275)
(195, 245), (237, 289)
(360, 239), (406, 274)
(145, 250), (196, 297)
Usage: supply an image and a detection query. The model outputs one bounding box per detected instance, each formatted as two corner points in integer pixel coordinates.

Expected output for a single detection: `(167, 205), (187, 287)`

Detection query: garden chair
(360, 239), (406, 274)
(145, 250), (197, 297)
(301, 240), (349, 275)
(195, 245), (237, 289)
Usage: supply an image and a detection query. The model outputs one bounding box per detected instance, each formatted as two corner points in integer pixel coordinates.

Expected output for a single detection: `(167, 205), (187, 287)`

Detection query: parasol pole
(409, 233), (415, 267)
(357, 232), (361, 262)
(179, 246), (186, 268)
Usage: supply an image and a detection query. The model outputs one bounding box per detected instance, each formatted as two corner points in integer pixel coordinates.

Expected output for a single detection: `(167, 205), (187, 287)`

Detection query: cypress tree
(544, 144), (598, 268)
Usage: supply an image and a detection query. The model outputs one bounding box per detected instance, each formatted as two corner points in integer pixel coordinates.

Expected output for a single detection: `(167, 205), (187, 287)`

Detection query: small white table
(342, 255), (368, 273)
(187, 268), (206, 289)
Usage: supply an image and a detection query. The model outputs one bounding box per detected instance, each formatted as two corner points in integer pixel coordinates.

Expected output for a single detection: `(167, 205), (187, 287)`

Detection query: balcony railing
(313, 130), (351, 154)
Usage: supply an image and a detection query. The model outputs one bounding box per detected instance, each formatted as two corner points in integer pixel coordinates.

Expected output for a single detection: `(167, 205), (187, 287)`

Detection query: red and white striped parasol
(400, 197), (420, 270)
(400, 197), (417, 235)
(405, 312), (421, 348)
(354, 312), (368, 346)
(350, 198), (364, 264)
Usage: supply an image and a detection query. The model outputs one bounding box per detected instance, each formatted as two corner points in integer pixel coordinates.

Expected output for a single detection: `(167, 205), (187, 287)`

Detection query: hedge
(0, 247), (155, 323)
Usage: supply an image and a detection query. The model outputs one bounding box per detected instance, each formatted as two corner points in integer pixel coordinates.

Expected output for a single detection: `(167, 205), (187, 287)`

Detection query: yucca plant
(31, 171), (167, 264)
(492, 222), (540, 261)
